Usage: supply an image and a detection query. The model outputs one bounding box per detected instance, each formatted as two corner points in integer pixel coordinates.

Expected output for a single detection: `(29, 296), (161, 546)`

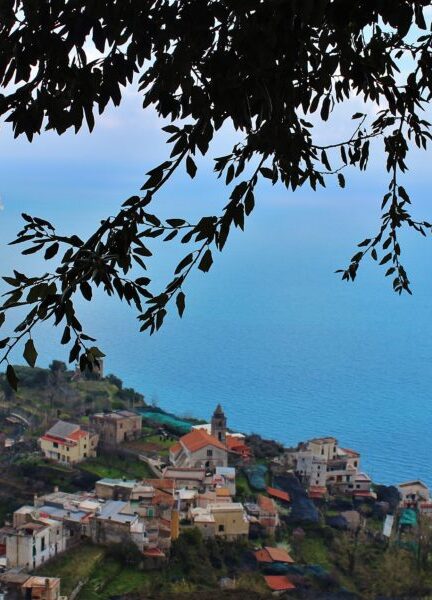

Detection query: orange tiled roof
(266, 487), (290, 502)
(144, 479), (175, 491)
(226, 435), (252, 454)
(264, 575), (295, 591)
(152, 491), (175, 507)
(170, 442), (182, 455)
(179, 429), (226, 452)
(143, 548), (165, 558)
(40, 434), (76, 447)
(255, 546), (294, 564)
(254, 549), (273, 563)
(258, 494), (277, 513)
(308, 486), (327, 499)
(68, 429), (87, 441)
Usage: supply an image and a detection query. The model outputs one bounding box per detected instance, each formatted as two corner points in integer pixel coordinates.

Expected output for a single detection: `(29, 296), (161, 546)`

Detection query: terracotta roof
(40, 434), (76, 447)
(308, 486), (327, 499)
(170, 442), (182, 455)
(258, 494), (277, 513)
(179, 429), (226, 452)
(352, 490), (375, 498)
(264, 575), (295, 591)
(266, 487), (290, 502)
(152, 491), (175, 507)
(254, 549), (273, 563)
(68, 429), (87, 441)
(255, 546), (294, 564)
(226, 435), (251, 454)
(143, 548), (165, 558)
(144, 478), (175, 491)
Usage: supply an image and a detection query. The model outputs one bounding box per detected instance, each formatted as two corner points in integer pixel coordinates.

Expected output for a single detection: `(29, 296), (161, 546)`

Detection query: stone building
(89, 410), (142, 446)
(190, 502), (249, 540)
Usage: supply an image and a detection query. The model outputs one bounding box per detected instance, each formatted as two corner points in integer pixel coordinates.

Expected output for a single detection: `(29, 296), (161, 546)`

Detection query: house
(293, 437), (372, 495)
(162, 467), (206, 488)
(89, 410), (142, 447)
(39, 421), (98, 465)
(190, 502), (249, 540)
(0, 573), (61, 600)
(257, 495), (280, 536)
(88, 500), (149, 551)
(398, 480), (430, 507)
(4, 518), (67, 570)
(189, 507), (216, 539)
(95, 478), (138, 500)
(264, 575), (296, 594)
(169, 429), (228, 470)
(254, 546), (295, 565)
(21, 576), (62, 600)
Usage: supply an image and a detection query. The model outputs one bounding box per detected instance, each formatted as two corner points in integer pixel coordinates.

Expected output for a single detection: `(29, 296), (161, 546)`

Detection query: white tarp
(383, 514), (394, 537)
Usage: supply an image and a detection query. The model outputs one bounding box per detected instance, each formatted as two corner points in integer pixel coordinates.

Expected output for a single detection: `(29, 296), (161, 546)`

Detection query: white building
(398, 480), (430, 506)
(293, 437), (372, 496)
(5, 518), (66, 570)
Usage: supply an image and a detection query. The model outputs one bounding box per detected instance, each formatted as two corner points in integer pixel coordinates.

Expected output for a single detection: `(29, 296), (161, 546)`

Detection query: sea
(1, 98), (432, 489)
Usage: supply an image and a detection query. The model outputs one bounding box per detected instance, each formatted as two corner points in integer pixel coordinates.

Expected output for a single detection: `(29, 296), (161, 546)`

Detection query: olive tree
(0, 0), (432, 386)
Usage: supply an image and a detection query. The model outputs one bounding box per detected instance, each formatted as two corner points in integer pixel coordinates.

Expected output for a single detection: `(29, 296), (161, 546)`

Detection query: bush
(106, 542), (143, 566)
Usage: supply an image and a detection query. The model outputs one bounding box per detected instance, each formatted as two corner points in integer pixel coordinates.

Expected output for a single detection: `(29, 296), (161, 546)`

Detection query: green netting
(244, 464), (268, 490)
(399, 508), (417, 527)
(140, 410), (193, 433)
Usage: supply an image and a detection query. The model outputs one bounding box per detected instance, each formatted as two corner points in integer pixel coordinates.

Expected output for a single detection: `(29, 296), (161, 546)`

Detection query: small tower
(211, 404), (227, 443)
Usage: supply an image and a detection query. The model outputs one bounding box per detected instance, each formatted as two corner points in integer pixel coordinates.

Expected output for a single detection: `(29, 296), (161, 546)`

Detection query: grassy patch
(80, 454), (153, 480)
(300, 533), (332, 569)
(36, 544), (105, 596)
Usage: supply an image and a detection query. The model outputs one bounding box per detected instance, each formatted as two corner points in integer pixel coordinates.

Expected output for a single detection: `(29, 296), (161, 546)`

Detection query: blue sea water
(1, 100), (432, 489)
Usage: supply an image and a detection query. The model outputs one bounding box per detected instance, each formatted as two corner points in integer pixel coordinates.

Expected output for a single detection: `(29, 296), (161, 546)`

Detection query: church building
(169, 405), (250, 469)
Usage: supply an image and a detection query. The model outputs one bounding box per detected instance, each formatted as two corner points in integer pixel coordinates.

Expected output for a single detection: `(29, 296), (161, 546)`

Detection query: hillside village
(0, 366), (430, 599)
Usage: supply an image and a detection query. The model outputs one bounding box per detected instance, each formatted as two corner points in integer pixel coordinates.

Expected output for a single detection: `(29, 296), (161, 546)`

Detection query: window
(66, 447), (69, 452)
(207, 449), (213, 457)
(356, 484), (360, 489)
(53, 442), (58, 448)
(218, 524), (225, 532)
(354, 461), (358, 467)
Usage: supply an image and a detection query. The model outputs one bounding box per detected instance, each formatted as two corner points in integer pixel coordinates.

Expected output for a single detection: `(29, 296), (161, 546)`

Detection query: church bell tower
(211, 404), (227, 443)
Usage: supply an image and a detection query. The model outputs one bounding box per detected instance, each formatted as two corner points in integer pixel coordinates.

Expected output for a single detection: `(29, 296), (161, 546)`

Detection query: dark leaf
(198, 248), (213, 273)
(23, 338), (37, 367)
(6, 365), (18, 391)
(176, 291), (186, 317)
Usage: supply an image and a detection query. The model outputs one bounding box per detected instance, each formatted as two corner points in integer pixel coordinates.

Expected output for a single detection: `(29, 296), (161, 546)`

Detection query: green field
(79, 453), (154, 480)
(36, 544), (105, 596)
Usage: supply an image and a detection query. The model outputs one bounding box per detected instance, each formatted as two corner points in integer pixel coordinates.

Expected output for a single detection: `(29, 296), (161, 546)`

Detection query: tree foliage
(1, 0), (432, 385)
